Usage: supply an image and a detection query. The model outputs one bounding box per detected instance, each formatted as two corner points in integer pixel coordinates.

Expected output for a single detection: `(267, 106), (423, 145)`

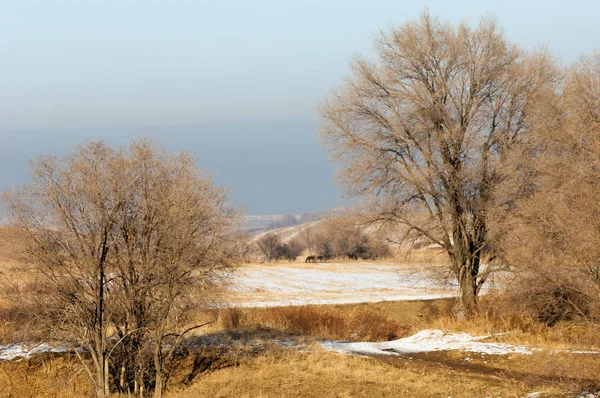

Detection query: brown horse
(305, 256), (316, 263)
(316, 256), (328, 262)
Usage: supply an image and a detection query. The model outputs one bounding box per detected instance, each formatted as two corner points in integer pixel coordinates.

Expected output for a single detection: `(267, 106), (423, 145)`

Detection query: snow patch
(577, 392), (600, 398)
(321, 329), (533, 356)
(0, 343), (68, 361)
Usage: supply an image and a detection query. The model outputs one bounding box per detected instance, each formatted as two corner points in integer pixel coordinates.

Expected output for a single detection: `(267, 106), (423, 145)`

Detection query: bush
(256, 234), (306, 262)
(218, 305), (408, 342)
(310, 221), (391, 260)
(505, 275), (595, 326)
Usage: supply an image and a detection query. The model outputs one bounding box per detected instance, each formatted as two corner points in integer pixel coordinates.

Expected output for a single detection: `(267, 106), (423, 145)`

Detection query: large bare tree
(319, 11), (558, 313)
(3, 138), (240, 397)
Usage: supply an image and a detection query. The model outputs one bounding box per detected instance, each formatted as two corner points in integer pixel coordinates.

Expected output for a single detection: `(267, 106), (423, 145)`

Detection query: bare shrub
(313, 231), (335, 259)
(218, 308), (246, 330)
(346, 311), (408, 341)
(217, 305), (407, 342)
(2, 138), (240, 397)
(272, 306), (346, 337)
(311, 218), (391, 260)
(256, 233), (281, 261)
(278, 238), (306, 262)
(495, 52), (600, 329)
(256, 233), (306, 262)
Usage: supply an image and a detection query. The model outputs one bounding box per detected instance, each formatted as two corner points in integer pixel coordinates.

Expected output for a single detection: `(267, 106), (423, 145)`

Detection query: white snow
(0, 343), (67, 361)
(230, 262), (456, 307)
(577, 392), (600, 398)
(321, 329), (533, 356)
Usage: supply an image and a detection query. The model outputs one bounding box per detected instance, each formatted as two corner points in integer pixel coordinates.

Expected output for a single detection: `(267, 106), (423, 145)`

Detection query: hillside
(0, 227), (29, 271)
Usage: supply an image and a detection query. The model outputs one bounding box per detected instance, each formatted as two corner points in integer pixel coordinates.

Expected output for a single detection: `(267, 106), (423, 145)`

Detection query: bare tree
(279, 237), (306, 262)
(314, 231), (335, 259)
(255, 232), (306, 262)
(499, 51), (600, 325)
(299, 226), (314, 256)
(319, 11), (558, 314)
(256, 233), (281, 262)
(3, 138), (240, 397)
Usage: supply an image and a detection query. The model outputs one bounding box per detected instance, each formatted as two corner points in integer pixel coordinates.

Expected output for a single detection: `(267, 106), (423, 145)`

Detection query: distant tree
(319, 11), (557, 314)
(299, 226), (314, 256)
(3, 139), (240, 397)
(256, 233), (281, 261)
(281, 238), (306, 262)
(256, 232), (306, 262)
(314, 231), (335, 259)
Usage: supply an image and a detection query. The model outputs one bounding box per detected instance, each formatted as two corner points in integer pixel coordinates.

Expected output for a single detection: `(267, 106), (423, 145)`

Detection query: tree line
(254, 218), (391, 262)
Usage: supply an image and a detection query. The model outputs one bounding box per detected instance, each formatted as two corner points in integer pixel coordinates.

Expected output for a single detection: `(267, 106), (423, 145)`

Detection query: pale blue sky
(1, 0), (599, 214)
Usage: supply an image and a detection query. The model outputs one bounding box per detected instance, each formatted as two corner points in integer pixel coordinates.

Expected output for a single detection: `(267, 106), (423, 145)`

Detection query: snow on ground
(229, 262), (456, 307)
(0, 343), (67, 361)
(321, 329), (533, 356)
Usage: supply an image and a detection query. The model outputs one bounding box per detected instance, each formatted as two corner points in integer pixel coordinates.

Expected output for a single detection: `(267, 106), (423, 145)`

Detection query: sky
(1, 0), (599, 214)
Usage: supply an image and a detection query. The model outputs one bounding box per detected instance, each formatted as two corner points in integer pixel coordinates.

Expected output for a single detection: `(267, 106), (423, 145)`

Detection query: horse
(316, 256), (328, 262)
(346, 253), (358, 260)
(305, 256), (316, 263)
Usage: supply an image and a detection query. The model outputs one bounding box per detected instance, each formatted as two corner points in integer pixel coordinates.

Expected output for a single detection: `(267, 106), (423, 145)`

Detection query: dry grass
(0, 226), (30, 269)
(431, 294), (600, 351)
(0, 297), (599, 397)
(0, 354), (93, 398)
(0, 226), (598, 397)
(1, 344), (596, 398)
(216, 305), (413, 342)
(0, 226), (35, 290)
(166, 349), (538, 398)
(213, 297), (456, 343)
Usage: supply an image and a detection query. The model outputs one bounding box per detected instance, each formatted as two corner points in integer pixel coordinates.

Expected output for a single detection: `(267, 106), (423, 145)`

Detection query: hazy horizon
(2, 0), (600, 214)
(0, 120), (342, 215)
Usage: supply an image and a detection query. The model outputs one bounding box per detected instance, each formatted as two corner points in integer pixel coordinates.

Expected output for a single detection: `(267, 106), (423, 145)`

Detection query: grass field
(0, 226), (599, 397)
(1, 298), (599, 397)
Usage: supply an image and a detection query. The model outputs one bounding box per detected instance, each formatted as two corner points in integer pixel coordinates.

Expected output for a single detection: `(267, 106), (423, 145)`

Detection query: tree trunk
(96, 355), (108, 397)
(452, 238), (481, 317)
(459, 272), (477, 317)
(153, 348), (163, 398)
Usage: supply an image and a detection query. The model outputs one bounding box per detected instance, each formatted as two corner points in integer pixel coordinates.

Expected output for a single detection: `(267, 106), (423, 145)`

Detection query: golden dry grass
(0, 354), (93, 398)
(0, 226), (34, 290)
(214, 299), (454, 342)
(430, 295), (600, 351)
(1, 298), (599, 397)
(1, 344), (596, 398)
(0, 226), (29, 268)
(166, 349), (552, 398)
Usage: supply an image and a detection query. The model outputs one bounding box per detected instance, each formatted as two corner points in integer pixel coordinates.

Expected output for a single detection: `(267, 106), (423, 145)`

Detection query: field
(1, 298), (599, 397)
(0, 227), (599, 397)
(228, 261), (456, 307)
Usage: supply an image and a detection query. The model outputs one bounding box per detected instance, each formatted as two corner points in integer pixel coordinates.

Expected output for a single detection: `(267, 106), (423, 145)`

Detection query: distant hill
(242, 211), (328, 235)
(0, 227), (31, 280)
(248, 216), (446, 260)
(249, 219), (328, 245)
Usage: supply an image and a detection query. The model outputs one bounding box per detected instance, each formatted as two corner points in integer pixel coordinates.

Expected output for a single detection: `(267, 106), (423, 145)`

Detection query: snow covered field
(229, 261), (456, 307)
